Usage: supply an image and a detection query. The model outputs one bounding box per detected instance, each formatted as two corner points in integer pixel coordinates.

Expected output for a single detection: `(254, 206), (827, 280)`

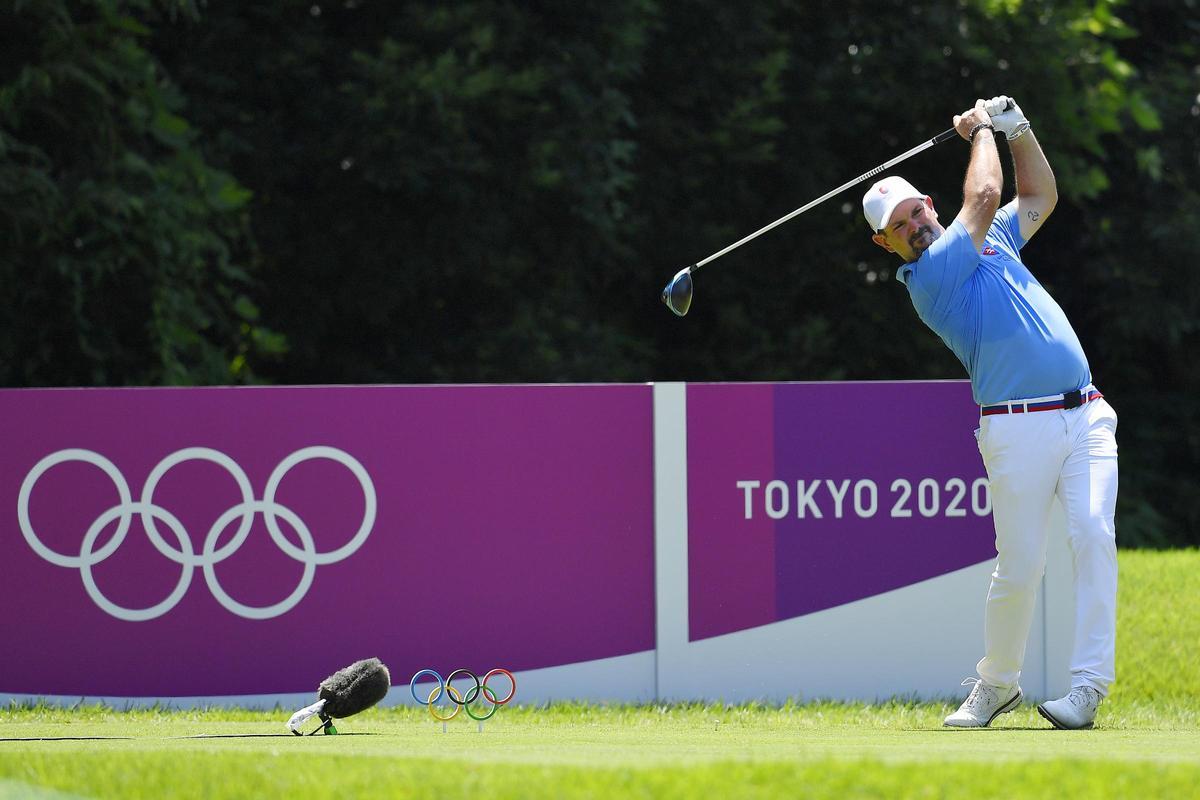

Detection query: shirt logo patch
(982, 246), (998, 256)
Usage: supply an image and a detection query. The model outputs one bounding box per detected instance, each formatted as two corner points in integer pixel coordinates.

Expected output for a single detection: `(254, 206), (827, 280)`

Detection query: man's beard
(910, 225), (938, 256)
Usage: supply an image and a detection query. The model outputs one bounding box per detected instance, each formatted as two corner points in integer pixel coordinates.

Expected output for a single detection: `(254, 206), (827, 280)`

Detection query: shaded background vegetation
(1, 0), (1197, 546)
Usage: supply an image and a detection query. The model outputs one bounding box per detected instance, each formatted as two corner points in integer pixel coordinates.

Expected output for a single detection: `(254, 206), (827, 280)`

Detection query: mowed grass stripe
(3, 750), (1200, 800)
(3, 724), (1199, 767)
(5, 705), (1198, 762)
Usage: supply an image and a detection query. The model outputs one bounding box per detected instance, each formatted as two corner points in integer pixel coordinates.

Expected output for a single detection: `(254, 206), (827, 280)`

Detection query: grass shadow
(0, 736), (134, 741)
(918, 726), (1061, 732)
(177, 733), (376, 739)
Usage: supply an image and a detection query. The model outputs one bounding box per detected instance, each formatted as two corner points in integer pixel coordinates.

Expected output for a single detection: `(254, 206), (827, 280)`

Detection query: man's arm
(951, 100), (1003, 251)
(986, 96), (1057, 241)
(1009, 131), (1057, 241)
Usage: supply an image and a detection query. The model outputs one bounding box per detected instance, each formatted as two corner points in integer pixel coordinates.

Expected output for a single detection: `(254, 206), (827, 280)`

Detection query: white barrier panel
(653, 381), (1072, 703)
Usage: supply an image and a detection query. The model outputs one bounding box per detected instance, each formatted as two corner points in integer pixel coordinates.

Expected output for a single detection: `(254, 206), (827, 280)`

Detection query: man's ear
(924, 195), (938, 220)
(871, 233), (895, 253)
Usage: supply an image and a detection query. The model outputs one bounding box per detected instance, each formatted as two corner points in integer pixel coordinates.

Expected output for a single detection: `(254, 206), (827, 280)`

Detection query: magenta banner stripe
(686, 381), (995, 641)
(772, 381), (995, 622)
(686, 384), (776, 642)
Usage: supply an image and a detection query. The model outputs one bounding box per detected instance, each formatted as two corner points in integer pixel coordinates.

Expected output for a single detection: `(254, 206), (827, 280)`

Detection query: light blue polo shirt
(897, 202), (1091, 405)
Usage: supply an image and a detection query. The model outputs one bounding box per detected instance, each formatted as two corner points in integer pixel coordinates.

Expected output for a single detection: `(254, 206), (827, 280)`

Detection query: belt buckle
(1063, 389), (1083, 409)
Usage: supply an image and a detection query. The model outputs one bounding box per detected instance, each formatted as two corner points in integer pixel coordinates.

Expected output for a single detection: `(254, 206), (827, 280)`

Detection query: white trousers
(974, 395), (1119, 695)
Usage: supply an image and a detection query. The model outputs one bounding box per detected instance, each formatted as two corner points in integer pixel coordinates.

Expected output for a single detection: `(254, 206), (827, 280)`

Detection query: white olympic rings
(17, 446), (376, 621)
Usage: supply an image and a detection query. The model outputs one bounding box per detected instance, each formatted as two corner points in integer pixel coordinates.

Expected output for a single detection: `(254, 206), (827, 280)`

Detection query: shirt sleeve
(903, 219), (980, 318)
(991, 201), (1028, 251)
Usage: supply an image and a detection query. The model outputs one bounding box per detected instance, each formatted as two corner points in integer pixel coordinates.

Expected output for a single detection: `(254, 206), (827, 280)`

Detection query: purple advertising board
(0, 385), (654, 697)
(686, 381), (996, 642)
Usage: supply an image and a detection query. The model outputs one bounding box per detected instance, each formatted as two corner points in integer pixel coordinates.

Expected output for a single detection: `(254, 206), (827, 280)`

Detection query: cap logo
(878, 186), (889, 194)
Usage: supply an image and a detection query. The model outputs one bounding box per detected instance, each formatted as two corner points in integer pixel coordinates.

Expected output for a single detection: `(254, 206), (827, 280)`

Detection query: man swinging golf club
(864, 97), (1119, 730)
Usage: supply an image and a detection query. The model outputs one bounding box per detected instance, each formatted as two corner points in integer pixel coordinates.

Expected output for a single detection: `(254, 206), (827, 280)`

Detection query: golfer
(862, 97), (1119, 730)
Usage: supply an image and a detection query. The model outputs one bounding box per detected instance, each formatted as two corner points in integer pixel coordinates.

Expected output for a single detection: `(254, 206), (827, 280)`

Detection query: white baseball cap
(862, 176), (926, 232)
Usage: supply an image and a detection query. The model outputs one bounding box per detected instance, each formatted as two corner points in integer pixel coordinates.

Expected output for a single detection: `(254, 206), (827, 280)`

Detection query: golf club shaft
(692, 127), (959, 271)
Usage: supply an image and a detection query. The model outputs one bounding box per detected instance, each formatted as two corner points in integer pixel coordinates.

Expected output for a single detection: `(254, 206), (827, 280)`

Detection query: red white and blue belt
(981, 386), (1103, 417)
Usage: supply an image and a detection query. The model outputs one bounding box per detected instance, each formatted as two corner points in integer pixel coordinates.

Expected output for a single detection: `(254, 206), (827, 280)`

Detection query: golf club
(661, 124), (967, 317)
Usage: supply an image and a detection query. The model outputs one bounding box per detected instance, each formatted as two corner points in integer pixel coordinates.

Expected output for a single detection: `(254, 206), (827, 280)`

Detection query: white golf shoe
(943, 678), (1023, 728)
(1037, 686), (1102, 730)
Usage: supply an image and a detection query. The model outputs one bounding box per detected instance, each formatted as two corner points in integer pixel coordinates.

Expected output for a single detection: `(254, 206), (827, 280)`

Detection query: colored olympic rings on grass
(427, 685), (463, 721)
(465, 685), (501, 721)
(481, 669), (516, 705)
(446, 668), (481, 705)
(409, 668), (517, 722)
(409, 669), (444, 705)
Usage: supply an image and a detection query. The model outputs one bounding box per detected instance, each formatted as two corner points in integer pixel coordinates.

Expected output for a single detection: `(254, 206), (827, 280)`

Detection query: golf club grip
(931, 127), (958, 145)
(930, 98), (1013, 146)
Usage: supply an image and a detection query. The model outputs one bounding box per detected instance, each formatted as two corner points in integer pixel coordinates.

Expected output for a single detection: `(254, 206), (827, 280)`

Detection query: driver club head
(661, 267), (694, 317)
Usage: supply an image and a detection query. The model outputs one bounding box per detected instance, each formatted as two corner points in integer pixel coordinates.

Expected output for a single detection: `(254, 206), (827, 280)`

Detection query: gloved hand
(984, 95), (1030, 140)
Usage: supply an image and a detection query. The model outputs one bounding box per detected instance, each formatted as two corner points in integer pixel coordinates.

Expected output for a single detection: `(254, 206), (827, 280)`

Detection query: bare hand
(953, 100), (992, 141)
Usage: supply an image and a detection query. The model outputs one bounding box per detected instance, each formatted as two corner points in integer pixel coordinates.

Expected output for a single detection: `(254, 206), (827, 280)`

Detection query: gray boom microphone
(287, 657), (392, 735)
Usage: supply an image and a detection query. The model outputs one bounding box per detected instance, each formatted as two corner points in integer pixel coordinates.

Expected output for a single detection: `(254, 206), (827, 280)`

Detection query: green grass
(1110, 548), (1200, 707)
(2, 549), (1198, 799)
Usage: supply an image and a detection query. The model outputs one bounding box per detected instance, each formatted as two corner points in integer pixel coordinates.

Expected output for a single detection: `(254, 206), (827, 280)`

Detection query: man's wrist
(969, 122), (996, 143)
(1005, 122), (1032, 140)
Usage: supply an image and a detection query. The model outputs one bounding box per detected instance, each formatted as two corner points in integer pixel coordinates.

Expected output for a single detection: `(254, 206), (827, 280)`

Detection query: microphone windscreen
(318, 658), (391, 718)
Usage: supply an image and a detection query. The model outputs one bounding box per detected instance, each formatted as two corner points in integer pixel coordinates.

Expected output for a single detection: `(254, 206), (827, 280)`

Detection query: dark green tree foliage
(1076, 2), (1200, 546)
(152, 0), (659, 382)
(0, 0), (280, 385)
(1, 0), (1196, 544)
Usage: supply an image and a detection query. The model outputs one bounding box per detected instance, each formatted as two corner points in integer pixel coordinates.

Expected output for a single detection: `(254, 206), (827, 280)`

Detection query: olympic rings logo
(410, 668), (516, 722)
(17, 446), (376, 622)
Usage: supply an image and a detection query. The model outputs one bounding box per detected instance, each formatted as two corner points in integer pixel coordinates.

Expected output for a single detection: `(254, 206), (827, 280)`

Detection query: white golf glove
(984, 95), (1030, 140)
